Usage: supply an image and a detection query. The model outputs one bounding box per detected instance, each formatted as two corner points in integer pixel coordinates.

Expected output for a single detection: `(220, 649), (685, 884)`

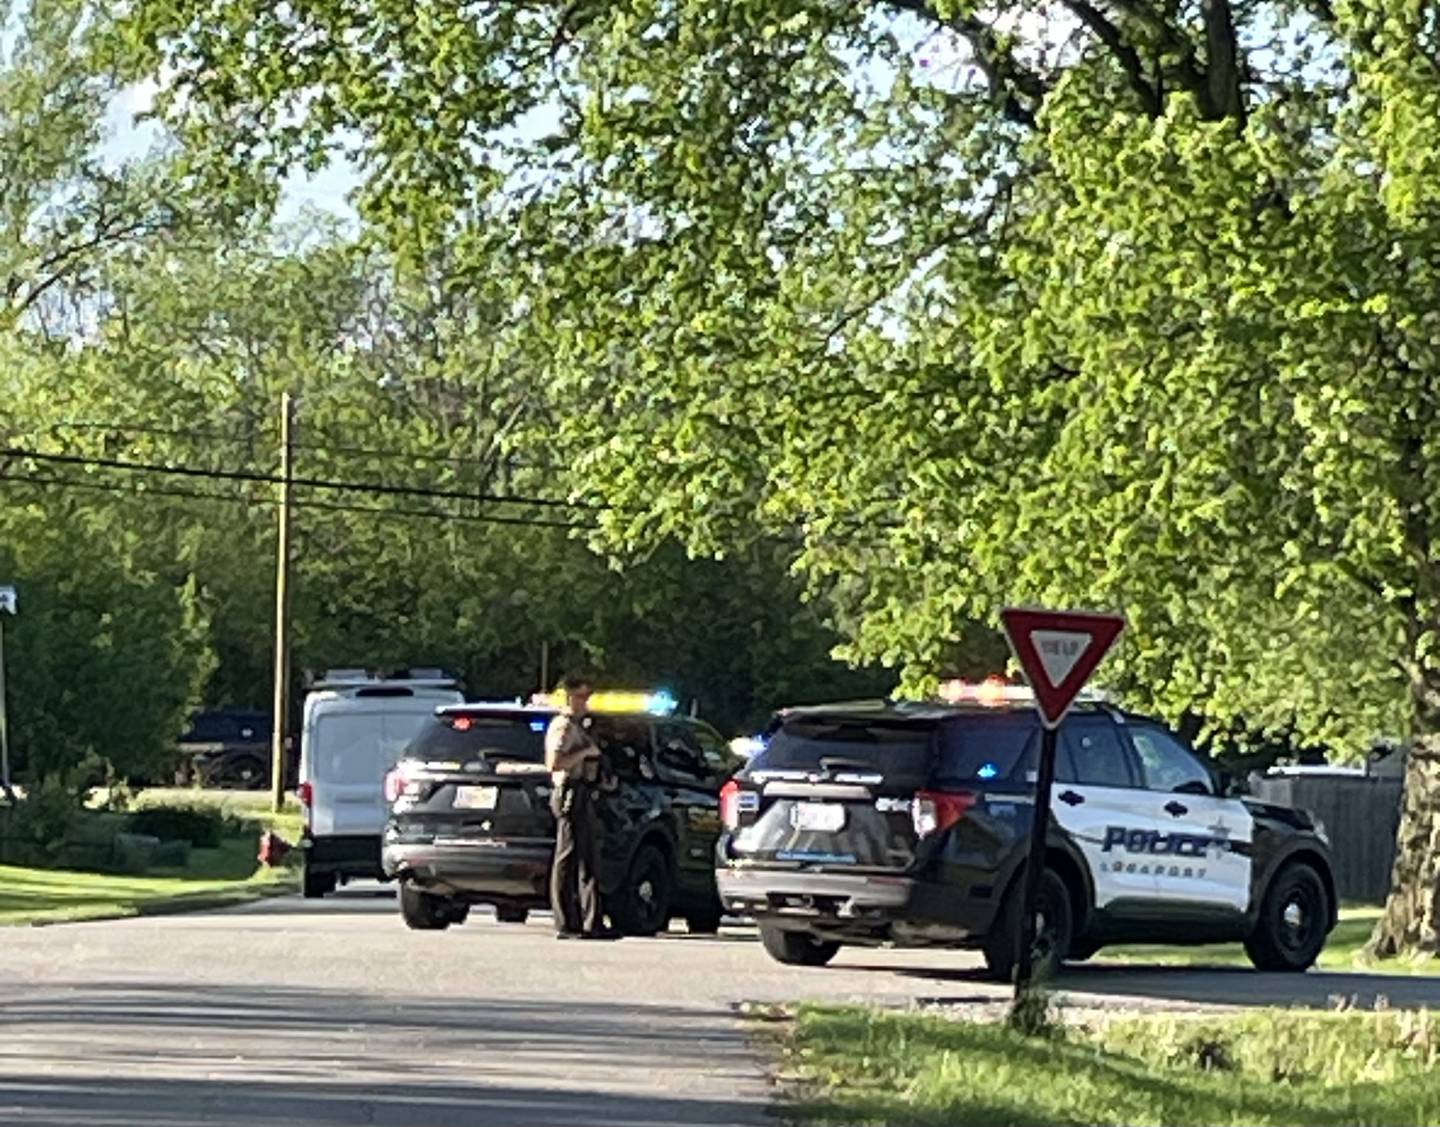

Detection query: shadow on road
(0, 983), (767, 1126)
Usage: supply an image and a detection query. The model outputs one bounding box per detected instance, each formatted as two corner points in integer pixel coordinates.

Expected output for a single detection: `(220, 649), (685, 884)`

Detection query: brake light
(912, 790), (977, 837)
(297, 781), (312, 808)
(720, 780), (741, 830)
(383, 766), (405, 803)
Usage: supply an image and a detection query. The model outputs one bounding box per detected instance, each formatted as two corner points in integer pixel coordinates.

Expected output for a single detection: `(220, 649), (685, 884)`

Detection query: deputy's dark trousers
(550, 780), (602, 935)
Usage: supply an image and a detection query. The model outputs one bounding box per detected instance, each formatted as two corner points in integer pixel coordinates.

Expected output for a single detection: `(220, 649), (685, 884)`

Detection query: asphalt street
(3, 889), (1438, 1126)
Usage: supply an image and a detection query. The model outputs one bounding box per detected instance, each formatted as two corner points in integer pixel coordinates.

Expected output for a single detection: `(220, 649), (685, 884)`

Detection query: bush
(0, 776), (83, 862)
(125, 804), (232, 847)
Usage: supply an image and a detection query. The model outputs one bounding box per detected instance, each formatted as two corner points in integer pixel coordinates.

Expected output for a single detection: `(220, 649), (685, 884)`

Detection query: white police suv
(716, 683), (1336, 979)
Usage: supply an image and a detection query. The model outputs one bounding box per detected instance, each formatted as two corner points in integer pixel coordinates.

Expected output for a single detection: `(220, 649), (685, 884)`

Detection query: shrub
(125, 804), (231, 847)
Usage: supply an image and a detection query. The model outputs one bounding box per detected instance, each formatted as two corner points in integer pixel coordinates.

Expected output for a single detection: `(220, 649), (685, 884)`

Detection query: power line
(46, 419), (555, 471)
(2, 448), (602, 511)
(0, 471), (595, 531)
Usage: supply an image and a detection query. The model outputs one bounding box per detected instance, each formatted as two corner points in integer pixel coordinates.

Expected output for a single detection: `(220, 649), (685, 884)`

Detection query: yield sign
(999, 607), (1125, 728)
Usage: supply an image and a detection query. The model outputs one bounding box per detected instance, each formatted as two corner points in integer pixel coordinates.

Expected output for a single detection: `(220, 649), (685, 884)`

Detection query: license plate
(454, 785), (498, 810)
(791, 802), (846, 832)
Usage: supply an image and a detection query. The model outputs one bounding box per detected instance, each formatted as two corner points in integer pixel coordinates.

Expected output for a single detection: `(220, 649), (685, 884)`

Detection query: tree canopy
(113, 0), (1440, 952)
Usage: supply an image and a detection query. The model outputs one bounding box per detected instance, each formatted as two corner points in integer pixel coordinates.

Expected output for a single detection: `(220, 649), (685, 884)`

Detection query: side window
(937, 716), (1037, 784)
(655, 722), (709, 784)
(1058, 717), (1137, 788)
(1131, 726), (1214, 795)
(690, 722), (739, 777)
(592, 718), (651, 784)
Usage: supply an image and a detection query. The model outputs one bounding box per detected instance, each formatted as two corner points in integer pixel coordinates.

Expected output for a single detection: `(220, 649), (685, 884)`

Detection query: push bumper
(383, 838), (553, 903)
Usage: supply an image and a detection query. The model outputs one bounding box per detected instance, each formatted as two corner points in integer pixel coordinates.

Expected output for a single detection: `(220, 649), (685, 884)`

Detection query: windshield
(405, 713), (550, 762)
(755, 717), (936, 787)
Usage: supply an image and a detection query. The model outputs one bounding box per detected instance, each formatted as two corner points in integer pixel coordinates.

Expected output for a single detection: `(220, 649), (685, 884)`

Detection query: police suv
(716, 683), (1336, 979)
(382, 691), (742, 934)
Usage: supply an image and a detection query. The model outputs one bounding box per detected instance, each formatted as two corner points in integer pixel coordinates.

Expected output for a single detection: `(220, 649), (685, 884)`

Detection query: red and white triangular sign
(1000, 607), (1125, 728)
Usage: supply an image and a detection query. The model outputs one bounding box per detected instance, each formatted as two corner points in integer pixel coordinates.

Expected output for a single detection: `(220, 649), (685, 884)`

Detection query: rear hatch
(388, 708), (555, 846)
(727, 714), (939, 872)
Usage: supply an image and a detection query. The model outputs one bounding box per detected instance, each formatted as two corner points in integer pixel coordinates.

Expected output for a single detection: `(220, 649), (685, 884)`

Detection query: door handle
(1164, 800), (1188, 817)
(1058, 790), (1085, 807)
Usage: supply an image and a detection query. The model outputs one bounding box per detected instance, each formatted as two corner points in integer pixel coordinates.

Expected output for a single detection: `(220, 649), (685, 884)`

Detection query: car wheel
(758, 923), (841, 967)
(613, 843), (674, 936)
(495, 905), (529, 924)
(399, 882), (452, 931)
(1244, 861), (1330, 972)
(983, 868), (1074, 983)
(301, 861), (335, 900)
(685, 902), (724, 935)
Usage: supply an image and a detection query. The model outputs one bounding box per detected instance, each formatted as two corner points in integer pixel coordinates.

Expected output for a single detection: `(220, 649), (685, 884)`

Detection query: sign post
(999, 606), (1124, 998)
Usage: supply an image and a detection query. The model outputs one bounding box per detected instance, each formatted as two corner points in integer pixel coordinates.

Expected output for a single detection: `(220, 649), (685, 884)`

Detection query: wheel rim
(1278, 882), (1321, 956)
(633, 856), (668, 930)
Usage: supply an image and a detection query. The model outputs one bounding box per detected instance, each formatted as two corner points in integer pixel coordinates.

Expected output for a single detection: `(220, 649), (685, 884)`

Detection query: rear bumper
(717, 865), (990, 944)
(303, 833), (383, 879)
(383, 838), (552, 903)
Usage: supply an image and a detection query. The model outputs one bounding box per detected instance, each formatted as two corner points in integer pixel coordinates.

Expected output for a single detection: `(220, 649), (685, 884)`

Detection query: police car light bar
(937, 677), (1110, 707)
(529, 689), (679, 716)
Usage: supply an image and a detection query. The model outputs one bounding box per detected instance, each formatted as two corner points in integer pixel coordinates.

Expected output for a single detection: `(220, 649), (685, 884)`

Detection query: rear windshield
(756, 717), (936, 786)
(406, 713), (550, 762)
(936, 714), (1038, 785)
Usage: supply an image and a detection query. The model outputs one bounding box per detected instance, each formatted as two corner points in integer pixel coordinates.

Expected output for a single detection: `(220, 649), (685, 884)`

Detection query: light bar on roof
(529, 689), (679, 716)
(937, 677), (1110, 707)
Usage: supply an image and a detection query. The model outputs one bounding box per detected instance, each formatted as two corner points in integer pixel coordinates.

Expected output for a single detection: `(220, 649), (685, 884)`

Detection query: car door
(590, 717), (659, 889)
(654, 721), (723, 889)
(1126, 722), (1254, 915)
(1053, 714), (1163, 911)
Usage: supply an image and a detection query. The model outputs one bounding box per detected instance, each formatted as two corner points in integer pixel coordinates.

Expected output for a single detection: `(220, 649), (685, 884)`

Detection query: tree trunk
(1369, 729), (1440, 957)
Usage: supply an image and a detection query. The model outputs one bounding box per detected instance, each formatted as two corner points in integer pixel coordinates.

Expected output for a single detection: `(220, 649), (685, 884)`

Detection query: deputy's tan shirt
(545, 711), (599, 786)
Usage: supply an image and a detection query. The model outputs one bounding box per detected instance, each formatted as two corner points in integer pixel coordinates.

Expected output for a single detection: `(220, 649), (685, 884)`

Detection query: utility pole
(269, 393), (296, 814)
(0, 584), (15, 805)
(539, 640), (550, 695)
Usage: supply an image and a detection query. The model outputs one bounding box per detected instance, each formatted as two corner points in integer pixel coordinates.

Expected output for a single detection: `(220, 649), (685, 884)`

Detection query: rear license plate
(791, 802), (846, 832)
(454, 785), (499, 810)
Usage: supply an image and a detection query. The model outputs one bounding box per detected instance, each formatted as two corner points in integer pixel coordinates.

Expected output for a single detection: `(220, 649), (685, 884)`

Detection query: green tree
(121, 0), (1440, 955)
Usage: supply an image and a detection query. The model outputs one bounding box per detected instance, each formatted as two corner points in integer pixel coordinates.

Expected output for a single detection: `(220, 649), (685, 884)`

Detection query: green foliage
(125, 802), (233, 848)
(787, 1005), (1440, 1126)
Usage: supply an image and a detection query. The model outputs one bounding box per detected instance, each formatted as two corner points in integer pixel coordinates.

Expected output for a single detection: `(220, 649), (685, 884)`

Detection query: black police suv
(716, 696), (1337, 979)
(382, 702), (743, 934)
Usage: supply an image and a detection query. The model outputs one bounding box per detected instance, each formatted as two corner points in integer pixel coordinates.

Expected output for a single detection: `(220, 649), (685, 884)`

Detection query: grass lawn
(785, 1006), (1440, 1126)
(1094, 906), (1437, 975)
(1, 788), (301, 926)
(0, 845), (293, 926)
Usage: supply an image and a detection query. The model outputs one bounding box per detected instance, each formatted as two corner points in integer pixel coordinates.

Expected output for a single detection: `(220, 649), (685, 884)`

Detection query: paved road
(2, 890), (1437, 1126)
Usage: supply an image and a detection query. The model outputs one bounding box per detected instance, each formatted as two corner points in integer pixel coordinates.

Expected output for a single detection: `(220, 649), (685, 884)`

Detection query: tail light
(912, 790), (977, 837)
(297, 781), (313, 832)
(720, 780), (741, 830)
(383, 765), (410, 803)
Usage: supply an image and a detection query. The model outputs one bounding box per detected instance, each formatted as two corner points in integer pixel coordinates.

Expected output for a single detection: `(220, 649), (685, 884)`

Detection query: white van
(298, 673), (464, 898)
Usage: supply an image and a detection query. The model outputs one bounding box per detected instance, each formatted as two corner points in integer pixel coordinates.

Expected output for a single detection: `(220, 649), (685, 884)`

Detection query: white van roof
(307, 675), (462, 697)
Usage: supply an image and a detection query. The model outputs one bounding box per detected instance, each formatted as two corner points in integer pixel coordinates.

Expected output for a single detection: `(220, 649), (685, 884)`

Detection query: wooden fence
(1249, 775), (1402, 904)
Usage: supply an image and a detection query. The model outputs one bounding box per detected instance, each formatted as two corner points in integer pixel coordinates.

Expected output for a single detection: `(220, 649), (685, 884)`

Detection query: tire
(983, 868), (1074, 983)
(221, 756), (268, 790)
(399, 882), (452, 931)
(1244, 861), (1330, 972)
(301, 861), (335, 900)
(758, 923), (841, 967)
(685, 902), (724, 935)
(612, 843), (674, 936)
(495, 905), (529, 924)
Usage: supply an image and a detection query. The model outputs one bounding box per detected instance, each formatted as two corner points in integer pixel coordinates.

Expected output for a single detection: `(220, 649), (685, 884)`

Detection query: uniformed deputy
(544, 673), (615, 939)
